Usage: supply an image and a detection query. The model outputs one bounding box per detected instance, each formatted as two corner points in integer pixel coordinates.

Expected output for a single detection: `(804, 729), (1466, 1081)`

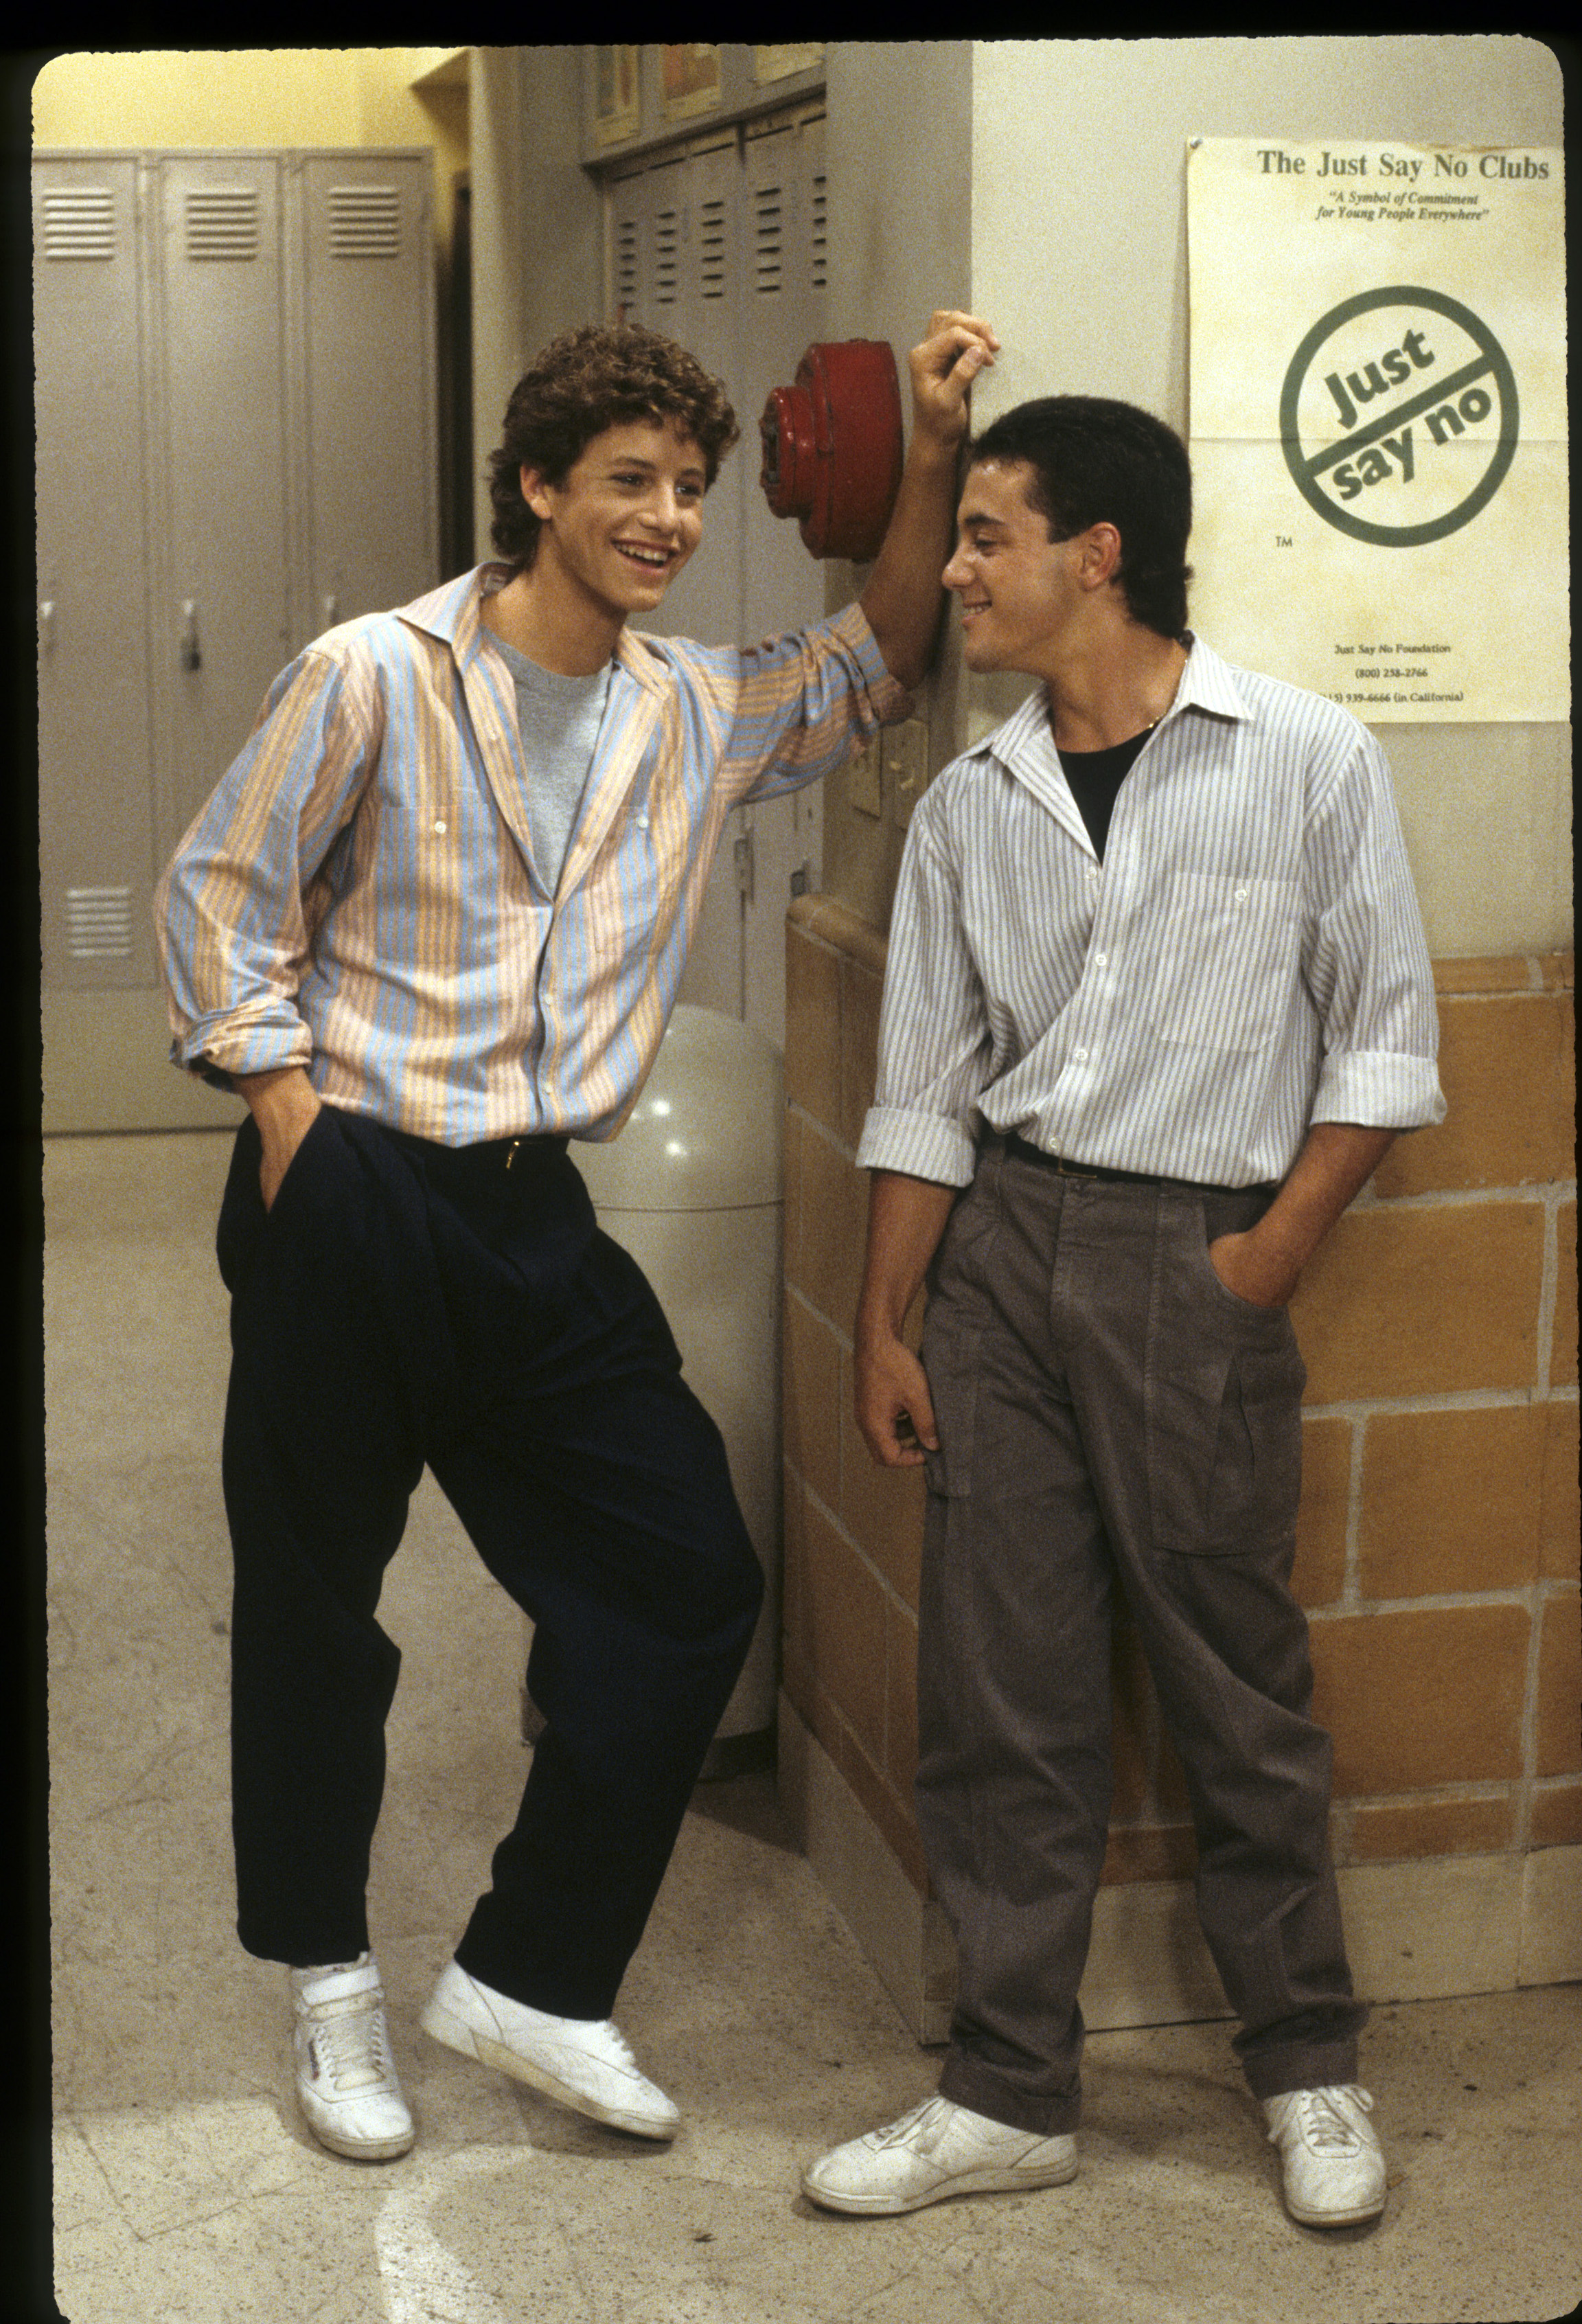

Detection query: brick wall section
(782, 899), (1579, 1897)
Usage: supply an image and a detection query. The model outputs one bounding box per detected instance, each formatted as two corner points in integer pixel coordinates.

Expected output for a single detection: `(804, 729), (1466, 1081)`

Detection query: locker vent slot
(329, 184), (401, 259)
(753, 185), (783, 294)
(66, 887), (133, 959)
(615, 216), (639, 312)
(42, 189), (116, 262)
(699, 196), (726, 298)
(811, 174), (827, 290)
(654, 209), (680, 305)
(185, 187), (260, 261)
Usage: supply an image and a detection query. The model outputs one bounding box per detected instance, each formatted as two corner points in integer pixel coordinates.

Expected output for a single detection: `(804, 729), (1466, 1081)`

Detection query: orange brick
(840, 952), (885, 1150)
(1530, 1782), (1582, 1847)
(801, 1498), (888, 1766)
(1553, 1201), (1577, 1390)
(886, 1598), (920, 1799)
(1535, 1587), (1581, 1778)
(1539, 1401), (1581, 1582)
(797, 1122), (869, 1333)
(839, 1348), (926, 1606)
(1357, 1406), (1546, 1599)
(783, 1295), (841, 1511)
(1100, 1825), (1197, 1884)
(1373, 993), (1575, 1196)
(1293, 1203), (1545, 1404)
(783, 922), (842, 1130)
(1310, 1606), (1529, 1792)
(1343, 1795), (1513, 1861)
(1433, 957), (1535, 996)
(1294, 1417), (1351, 1606)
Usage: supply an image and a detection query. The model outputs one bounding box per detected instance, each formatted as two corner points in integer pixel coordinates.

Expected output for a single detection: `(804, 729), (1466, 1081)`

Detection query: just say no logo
(1279, 286), (1518, 547)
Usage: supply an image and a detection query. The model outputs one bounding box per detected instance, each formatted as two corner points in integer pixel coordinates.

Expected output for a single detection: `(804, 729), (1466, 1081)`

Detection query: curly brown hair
(488, 322), (741, 568)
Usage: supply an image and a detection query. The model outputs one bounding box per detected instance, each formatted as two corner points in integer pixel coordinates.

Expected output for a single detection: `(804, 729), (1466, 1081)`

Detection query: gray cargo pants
(917, 1140), (1366, 2137)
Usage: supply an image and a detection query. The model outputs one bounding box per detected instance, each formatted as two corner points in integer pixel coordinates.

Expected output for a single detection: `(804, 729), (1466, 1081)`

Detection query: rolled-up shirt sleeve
(856, 795), (994, 1187)
(1302, 731), (1447, 1131)
(691, 602), (911, 806)
(153, 648), (377, 1086)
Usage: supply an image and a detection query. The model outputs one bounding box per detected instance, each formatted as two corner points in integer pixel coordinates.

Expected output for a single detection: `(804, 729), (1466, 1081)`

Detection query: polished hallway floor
(45, 1130), (1581, 2323)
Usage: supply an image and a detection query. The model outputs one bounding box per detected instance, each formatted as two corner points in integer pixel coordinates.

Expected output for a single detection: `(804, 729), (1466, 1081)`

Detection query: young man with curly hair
(156, 310), (996, 2165)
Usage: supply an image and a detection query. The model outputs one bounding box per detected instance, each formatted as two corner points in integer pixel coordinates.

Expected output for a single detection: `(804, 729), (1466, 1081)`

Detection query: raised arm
(860, 310), (998, 690)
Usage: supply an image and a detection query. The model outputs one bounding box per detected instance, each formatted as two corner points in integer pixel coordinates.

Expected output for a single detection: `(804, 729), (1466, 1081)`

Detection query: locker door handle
(322, 593), (339, 628)
(38, 600), (55, 650)
(179, 600), (202, 672)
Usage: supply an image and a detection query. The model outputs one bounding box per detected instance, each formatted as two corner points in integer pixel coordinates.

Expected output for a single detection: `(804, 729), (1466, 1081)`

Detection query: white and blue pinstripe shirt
(857, 635), (1446, 1192)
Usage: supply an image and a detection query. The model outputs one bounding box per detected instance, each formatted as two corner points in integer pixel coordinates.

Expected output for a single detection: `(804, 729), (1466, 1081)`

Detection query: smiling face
(941, 456), (1091, 678)
(521, 416), (707, 625)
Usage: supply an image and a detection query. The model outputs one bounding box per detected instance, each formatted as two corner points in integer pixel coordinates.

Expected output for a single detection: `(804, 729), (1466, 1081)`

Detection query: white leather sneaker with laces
(802, 2094), (1079, 2216)
(290, 1954), (415, 2161)
(420, 1961), (679, 2140)
(1263, 2084), (1386, 2226)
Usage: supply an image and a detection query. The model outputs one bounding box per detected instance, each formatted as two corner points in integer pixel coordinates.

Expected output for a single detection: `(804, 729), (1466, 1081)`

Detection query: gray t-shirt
(490, 633), (612, 896)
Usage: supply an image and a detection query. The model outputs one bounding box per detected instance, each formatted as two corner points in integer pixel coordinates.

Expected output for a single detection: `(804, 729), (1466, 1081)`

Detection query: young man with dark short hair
(802, 394), (1444, 2229)
(157, 309), (997, 2165)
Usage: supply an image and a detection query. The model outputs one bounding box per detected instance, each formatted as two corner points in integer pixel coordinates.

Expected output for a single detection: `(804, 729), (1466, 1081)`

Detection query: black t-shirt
(1057, 724), (1156, 861)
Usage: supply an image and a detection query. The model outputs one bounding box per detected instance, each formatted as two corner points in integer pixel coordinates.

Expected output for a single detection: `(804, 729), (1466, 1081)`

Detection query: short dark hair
(969, 396), (1193, 638)
(488, 322), (741, 568)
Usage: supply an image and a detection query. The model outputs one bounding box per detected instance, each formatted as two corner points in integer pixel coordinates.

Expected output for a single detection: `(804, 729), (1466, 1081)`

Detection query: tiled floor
(45, 1132), (1582, 2323)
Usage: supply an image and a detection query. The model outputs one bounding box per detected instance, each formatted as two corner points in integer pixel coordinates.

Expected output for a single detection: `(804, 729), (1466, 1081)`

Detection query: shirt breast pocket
(1147, 871), (1301, 1053)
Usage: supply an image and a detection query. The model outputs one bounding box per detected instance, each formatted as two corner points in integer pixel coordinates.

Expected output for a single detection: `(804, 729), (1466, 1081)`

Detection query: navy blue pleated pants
(216, 1102), (764, 2019)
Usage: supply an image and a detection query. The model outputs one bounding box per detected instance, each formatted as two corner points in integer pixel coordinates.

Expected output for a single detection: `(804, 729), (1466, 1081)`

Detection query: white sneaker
(802, 2095), (1078, 2216)
(1263, 2084), (1386, 2226)
(420, 1961), (679, 2141)
(290, 1954), (415, 2162)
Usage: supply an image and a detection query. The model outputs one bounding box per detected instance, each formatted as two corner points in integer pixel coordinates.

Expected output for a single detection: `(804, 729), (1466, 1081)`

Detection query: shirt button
(1234, 885), (1248, 902)
(1094, 950), (1108, 966)
(1073, 1046), (1089, 1062)
(433, 819), (448, 834)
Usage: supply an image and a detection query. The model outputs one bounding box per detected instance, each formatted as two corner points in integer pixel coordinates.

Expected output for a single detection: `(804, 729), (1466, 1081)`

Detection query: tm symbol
(1276, 534), (1294, 547)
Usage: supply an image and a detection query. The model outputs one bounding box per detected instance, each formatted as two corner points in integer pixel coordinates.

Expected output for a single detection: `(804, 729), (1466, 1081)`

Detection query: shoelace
(599, 2020), (640, 2074)
(304, 1990), (396, 2096)
(1288, 2086), (1371, 2152)
(874, 2097), (950, 2150)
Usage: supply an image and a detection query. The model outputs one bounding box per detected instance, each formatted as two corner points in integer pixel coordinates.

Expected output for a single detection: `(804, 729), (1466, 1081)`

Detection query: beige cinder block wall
(779, 36), (1577, 2038)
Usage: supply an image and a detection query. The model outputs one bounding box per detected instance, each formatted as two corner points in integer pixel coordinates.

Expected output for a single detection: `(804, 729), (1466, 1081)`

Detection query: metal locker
(154, 153), (295, 858)
(601, 105), (831, 1047)
(34, 156), (158, 992)
(36, 148), (439, 1134)
(608, 133), (750, 1023)
(297, 153), (439, 643)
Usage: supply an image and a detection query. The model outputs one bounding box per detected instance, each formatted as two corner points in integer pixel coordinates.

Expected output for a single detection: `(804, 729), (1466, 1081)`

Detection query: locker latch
(179, 600), (202, 673)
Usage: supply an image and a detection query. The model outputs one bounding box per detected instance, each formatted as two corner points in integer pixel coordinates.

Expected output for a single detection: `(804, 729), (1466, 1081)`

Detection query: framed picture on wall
(661, 44), (722, 122)
(592, 46), (641, 147)
(753, 44), (823, 84)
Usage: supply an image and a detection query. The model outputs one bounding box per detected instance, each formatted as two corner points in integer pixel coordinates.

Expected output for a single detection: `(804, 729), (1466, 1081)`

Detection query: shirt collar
(972, 630), (1251, 784)
(396, 563), (668, 698)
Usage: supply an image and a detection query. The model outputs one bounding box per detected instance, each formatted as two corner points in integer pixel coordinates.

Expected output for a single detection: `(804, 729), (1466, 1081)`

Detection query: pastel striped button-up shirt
(157, 564), (907, 1145)
(857, 635), (1445, 1192)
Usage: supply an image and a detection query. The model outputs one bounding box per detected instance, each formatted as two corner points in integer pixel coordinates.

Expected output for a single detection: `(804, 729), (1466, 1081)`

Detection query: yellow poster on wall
(1186, 138), (1567, 721)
